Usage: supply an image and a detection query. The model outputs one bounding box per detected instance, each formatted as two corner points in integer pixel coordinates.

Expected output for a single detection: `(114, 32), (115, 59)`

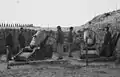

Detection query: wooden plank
(8, 60), (68, 66)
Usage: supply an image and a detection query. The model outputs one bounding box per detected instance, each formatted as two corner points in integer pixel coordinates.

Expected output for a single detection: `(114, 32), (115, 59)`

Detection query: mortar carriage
(80, 28), (101, 59)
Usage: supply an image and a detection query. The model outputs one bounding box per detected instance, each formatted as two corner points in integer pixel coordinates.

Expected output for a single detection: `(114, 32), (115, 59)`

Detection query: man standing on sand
(68, 27), (74, 57)
(100, 26), (112, 57)
(56, 26), (64, 60)
(6, 30), (14, 60)
(18, 27), (25, 49)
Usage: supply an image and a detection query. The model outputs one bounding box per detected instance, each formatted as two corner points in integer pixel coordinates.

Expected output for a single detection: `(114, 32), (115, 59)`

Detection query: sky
(0, 0), (120, 27)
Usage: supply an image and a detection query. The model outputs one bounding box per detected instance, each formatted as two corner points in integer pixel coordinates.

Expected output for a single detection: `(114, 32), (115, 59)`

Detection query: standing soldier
(18, 27), (25, 49)
(68, 27), (74, 57)
(56, 26), (64, 59)
(100, 26), (112, 57)
(6, 30), (14, 60)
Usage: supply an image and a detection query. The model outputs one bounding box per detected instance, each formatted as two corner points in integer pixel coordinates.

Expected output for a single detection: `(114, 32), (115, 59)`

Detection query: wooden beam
(8, 60), (68, 66)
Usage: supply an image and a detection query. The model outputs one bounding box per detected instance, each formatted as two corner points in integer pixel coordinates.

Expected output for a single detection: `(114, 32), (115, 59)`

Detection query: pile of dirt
(82, 9), (120, 30)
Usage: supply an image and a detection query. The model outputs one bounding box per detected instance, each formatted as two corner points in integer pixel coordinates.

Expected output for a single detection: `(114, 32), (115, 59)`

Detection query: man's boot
(68, 51), (73, 57)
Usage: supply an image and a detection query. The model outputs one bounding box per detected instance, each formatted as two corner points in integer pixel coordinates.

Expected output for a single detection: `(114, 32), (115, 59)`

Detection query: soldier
(68, 27), (74, 57)
(5, 30), (14, 60)
(100, 26), (112, 57)
(18, 27), (25, 49)
(56, 26), (64, 59)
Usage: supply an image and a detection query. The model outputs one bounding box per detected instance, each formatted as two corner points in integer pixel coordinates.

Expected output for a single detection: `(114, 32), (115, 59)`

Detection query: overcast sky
(0, 0), (120, 27)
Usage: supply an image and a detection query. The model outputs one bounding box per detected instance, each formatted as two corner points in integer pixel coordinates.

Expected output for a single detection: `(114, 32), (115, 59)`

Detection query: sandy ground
(0, 52), (120, 77)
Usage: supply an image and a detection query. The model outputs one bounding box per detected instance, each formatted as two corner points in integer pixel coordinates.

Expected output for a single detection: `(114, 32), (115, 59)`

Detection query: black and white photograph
(0, 0), (120, 77)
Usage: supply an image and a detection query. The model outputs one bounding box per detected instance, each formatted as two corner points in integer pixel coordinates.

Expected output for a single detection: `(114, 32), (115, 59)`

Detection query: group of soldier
(55, 26), (76, 59)
(50, 25), (120, 61)
(4, 25), (75, 60)
(6, 28), (26, 60)
(4, 24), (120, 63)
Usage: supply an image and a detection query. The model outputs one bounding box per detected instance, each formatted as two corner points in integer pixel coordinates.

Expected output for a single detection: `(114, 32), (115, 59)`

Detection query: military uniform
(56, 29), (64, 59)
